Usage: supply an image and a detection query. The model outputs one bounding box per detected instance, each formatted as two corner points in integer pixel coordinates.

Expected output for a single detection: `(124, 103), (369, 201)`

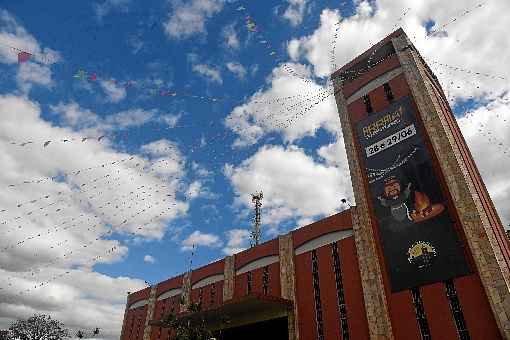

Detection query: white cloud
(160, 113), (181, 128)
(93, 0), (130, 21)
(192, 64), (223, 84)
(191, 161), (212, 178)
(0, 269), (145, 339)
(287, 39), (301, 61)
(226, 62), (247, 79)
(51, 103), (179, 135)
(181, 230), (222, 251)
(0, 10), (60, 65)
(225, 144), (353, 233)
(16, 62), (53, 93)
(288, 0), (510, 103)
(105, 109), (154, 128)
(222, 229), (250, 255)
(141, 139), (181, 158)
(222, 24), (240, 50)
(143, 254), (156, 263)
(164, 0), (224, 40)
(276, 0), (510, 230)
(99, 80), (127, 103)
(458, 94), (510, 227)
(186, 181), (202, 200)
(140, 139), (185, 176)
(250, 64), (259, 76)
(0, 95), (189, 339)
(317, 135), (349, 171)
(225, 63), (339, 147)
(282, 0), (308, 26)
(0, 10), (60, 94)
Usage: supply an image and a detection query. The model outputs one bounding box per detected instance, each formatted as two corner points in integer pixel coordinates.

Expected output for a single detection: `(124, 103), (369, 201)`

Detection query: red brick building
(120, 29), (510, 339)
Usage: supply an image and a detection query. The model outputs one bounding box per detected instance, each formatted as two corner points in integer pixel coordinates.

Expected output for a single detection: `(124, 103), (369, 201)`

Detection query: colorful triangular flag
(73, 70), (87, 80)
(17, 51), (32, 63)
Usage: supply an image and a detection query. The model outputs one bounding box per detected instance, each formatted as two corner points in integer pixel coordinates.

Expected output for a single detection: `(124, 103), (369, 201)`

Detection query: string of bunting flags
(1, 0), (508, 307)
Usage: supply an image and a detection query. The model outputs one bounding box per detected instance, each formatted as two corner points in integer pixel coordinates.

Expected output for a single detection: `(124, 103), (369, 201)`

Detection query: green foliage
(7, 314), (70, 340)
(161, 302), (214, 340)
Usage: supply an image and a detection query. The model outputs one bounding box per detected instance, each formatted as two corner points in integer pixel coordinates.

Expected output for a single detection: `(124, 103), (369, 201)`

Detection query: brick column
(279, 233), (299, 340)
(333, 82), (394, 340)
(142, 285), (158, 340)
(180, 272), (191, 312)
(223, 255), (235, 301)
(393, 33), (510, 338)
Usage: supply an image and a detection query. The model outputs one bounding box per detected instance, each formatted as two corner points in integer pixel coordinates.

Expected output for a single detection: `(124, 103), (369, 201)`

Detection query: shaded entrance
(214, 316), (288, 340)
(150, 294), (294, 340)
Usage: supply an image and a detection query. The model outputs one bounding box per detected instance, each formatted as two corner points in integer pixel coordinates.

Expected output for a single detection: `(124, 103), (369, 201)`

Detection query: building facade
(120, 29), (510, 339)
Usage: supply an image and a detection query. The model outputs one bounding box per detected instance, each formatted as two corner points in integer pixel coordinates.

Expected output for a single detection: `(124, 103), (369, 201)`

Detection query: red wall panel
(190, 280), (223, 311)
(233, 262), (280, 299)
(338, 237), (370, 340)
(190, 259), (224, 286)
(294, 252), (318, 340)
(316, 245), (341, 340)
(235, 239), (279, 269)
(292, 211), (352, 249)
(341, 55), (401, 99)
(420, 282), (458, 339)
(234, 272), (248, 298)
(156, 275), (182, 296)
(126, 306), (147, 340)
(127, 287), (150, 306)
(370, 84), (390, 113)
(389, 290), (421, 339)
(455, 275), (502, 339)
(268, 262), (281, 297)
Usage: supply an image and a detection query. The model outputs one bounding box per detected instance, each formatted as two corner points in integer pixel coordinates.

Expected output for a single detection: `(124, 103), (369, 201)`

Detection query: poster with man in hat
(355, 96), (470, 292)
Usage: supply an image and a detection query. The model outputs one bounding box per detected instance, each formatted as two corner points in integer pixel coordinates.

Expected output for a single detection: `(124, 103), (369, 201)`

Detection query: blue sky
(0, 0), (361, 281)
(1, 0), (509, 337)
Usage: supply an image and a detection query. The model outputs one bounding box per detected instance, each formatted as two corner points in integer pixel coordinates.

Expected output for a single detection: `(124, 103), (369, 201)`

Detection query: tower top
(331, 28), (407, 86)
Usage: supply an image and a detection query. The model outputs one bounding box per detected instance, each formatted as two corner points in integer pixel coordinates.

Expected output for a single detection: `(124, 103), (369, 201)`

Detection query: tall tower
(332, 29), (510, 339)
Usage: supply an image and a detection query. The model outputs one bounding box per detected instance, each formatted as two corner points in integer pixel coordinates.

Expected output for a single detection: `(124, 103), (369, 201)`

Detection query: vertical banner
(356, 96), (470, 292)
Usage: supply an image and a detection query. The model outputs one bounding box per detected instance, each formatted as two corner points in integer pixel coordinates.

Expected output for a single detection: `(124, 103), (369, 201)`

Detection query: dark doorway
(214, 317), (288, 340)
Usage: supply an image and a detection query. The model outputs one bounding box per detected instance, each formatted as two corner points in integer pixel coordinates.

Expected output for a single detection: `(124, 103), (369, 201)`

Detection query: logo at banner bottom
(408, 241), (437, 269)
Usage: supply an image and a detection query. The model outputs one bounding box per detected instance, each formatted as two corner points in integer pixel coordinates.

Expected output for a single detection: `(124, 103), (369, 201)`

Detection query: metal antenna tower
(251, 191), (263, 247)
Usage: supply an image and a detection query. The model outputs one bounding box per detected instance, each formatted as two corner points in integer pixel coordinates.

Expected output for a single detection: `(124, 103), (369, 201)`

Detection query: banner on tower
(355, 95), (470, 292)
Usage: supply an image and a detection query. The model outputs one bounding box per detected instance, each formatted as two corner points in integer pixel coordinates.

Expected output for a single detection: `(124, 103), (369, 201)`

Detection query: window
(247, 271), (252, 295)
(210, 283), (216, 306)
(411, 287), (432, 340)
(331, 242), (349, 340)
(362, 94), (373, 114)
(383, 82), (394, 102)
(312, 250), (325, 340)
(444, 280), (470, 340)
(263, 266), (269, 295)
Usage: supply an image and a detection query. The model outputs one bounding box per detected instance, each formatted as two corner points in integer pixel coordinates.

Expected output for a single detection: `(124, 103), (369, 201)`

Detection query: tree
(8, 314), (70, 340)
(161, 302), (215, 340)
(0, 330), (9, 340)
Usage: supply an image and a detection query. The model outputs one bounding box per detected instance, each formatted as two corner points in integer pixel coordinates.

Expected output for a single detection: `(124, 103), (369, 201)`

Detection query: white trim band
(157, 288), (182, 301)
(295, 229), (353, 255)
(236, 255), (279, 275)
(128, 299), (149, 310)
(346, 67), (402, 104)
(192, 274), (224, 289)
